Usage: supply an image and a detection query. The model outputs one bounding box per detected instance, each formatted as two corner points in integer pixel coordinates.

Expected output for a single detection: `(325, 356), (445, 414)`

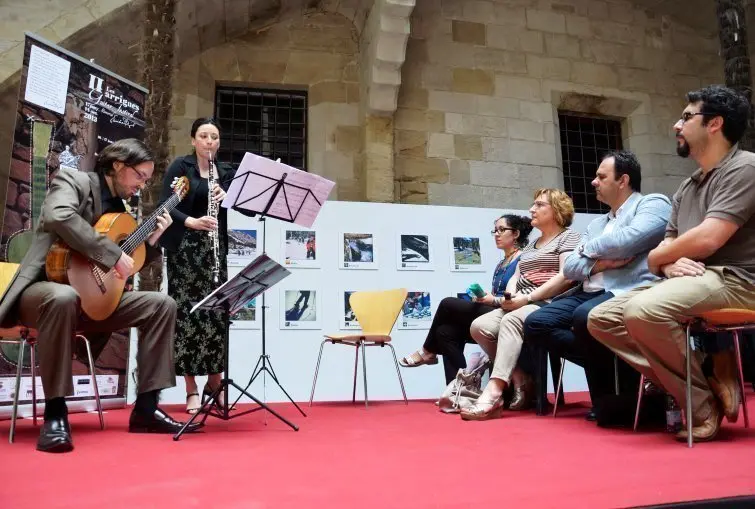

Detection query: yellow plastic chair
(0, 262), (104, 443)
(309, 288), (409, 408)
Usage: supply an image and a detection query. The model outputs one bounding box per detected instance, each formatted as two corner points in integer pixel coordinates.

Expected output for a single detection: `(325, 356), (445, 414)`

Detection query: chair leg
(79, 335), (104, 430)
(308, 339), (328, 406)
(386, 343), (408, 405)
(352, 343), (360, 404)
(686, 323), (693, 448)
(30, 340), (37, 427)
(633, 374), (645, 432)
(361, 340), (368, 408)
(553, 358), (565, 418)
(732, 330), (750, 428)
(614, 355), (620, 396)
(9, 338), (25, 444)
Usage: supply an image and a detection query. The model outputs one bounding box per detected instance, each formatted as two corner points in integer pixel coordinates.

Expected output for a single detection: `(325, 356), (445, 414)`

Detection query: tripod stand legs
(237, 354), (307, 417)
(173, 378), (300, 441)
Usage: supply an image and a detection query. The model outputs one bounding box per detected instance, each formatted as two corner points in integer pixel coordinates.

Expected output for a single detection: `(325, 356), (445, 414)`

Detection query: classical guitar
(6, 121), (53, 263)
(45, 176), (189, 321)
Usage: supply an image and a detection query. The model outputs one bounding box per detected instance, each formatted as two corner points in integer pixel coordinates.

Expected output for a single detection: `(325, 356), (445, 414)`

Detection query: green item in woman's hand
(467, 283), (486, 298)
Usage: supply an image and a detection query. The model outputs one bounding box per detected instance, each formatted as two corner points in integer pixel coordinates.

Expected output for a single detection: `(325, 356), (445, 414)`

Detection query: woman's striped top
(516, 229), (582, 294)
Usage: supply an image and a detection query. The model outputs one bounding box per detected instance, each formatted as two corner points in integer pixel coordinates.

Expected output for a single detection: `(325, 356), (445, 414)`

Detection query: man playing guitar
(0, 138), (200, 453)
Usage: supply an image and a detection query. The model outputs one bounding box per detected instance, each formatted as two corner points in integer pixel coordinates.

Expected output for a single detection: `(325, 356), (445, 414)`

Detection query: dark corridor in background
(559, 112), (623, 214)
(214, 87), (307, 171)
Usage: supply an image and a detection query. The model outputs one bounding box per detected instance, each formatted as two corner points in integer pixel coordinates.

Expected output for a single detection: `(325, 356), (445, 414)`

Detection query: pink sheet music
(221, 153), (335, 228)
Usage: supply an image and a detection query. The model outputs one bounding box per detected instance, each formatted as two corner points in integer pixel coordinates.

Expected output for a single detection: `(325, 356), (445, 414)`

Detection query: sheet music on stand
(221, 152), (334, 227)
(191, 254), (291, 315)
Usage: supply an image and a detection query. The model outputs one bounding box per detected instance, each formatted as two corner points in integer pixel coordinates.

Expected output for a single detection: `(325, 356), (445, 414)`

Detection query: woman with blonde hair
(461, 188), (582, 420)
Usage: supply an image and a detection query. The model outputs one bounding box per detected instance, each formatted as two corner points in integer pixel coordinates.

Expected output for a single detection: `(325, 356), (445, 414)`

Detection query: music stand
(173, 254), (296, 440)
(223, 153), (334, 416)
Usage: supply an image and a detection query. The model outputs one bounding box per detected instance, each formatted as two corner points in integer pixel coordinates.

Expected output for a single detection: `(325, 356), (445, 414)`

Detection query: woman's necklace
(502, 248), (520, 267)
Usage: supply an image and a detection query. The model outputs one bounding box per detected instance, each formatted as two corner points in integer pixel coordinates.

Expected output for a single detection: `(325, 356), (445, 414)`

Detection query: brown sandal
(399, 349), (438, 367)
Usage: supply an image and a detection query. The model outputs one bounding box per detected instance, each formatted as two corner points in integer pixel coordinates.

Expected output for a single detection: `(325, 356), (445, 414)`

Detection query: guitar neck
(120, 194), (181, 255)
(31, 122), (53, 229)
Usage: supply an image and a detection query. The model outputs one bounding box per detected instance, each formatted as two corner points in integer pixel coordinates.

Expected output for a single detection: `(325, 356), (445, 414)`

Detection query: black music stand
(173, 254), (296, 440)
(223, 153), (333, 417)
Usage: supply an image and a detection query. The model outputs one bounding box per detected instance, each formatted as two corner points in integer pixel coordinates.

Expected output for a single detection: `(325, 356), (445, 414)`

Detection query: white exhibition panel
(129, 201), (599, 404)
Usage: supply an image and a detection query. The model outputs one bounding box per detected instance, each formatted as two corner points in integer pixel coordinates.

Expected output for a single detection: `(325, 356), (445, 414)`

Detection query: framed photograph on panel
(340, 290), (361, 330)
(450, 235), (484, 272)
(280, 289), (322, 329)
(397, 291), (433, 330)
(397, 233), (433, 271)
(228, 229), (258, 266)
(282, 229), (319, 268)
(230, 297), (260, 330)
(341, 232), (377, 270)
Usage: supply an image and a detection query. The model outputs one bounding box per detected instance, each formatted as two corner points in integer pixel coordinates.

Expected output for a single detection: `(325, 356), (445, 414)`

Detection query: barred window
(214, 86), (307, 170)
(558, 113), (623, 214)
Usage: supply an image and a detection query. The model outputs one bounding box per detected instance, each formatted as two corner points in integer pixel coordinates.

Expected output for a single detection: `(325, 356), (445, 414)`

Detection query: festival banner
(0, 33), (148, 418)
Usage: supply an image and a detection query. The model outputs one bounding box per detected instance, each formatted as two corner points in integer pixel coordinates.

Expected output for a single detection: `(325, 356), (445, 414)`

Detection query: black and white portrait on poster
(283, 229), (319, 268)
(341, 290), (361, 330)
(450, 235), (484, 272)
(281, 290), (321, 329)
(397, 234), (433, 271)
(230, 297), (260, 330)
(341, 232), (377, 270)
(398, 291), (433, 329)
(227, 229), (257, 266)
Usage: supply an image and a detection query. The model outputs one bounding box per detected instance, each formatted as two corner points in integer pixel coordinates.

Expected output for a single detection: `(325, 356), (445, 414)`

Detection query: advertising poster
(397, 233), (434, 271)
(280, 289), (322, 330)
(282, 229), (319, 268)
(341, 290), (361, 330)
(0, 33), (147, 417)
(228, 228), (258, 267)
(341, 232), (377, 270)
(398, 291), (433, 330)
(450, 235), (485, 272)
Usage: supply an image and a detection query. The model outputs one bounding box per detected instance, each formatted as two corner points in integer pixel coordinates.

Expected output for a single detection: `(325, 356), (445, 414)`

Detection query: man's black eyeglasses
(679, 111), (708, 124)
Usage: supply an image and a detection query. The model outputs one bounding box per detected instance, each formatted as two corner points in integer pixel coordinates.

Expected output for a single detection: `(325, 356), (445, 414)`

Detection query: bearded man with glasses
(588, 85), (755, 442)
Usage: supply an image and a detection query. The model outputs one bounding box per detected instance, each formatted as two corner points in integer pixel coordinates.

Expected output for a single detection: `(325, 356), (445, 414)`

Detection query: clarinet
(207, 151), (220, 284)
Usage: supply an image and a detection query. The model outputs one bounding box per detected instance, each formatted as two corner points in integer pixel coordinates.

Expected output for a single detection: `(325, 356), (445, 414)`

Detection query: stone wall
(0, 0), (133, 86)
(396, 0), (723, 208)
(0, 0), (730, 212)
(171, 11), (363, 200)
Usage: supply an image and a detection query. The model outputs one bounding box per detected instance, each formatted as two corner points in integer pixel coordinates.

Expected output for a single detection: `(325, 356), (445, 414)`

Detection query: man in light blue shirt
(523, 150), (671, 418)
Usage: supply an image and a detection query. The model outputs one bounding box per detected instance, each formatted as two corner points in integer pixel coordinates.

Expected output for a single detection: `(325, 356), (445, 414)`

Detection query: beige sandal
(460, 396), (504, 421)
(399, 349), (438, 367)
(186, 392), (201, 415)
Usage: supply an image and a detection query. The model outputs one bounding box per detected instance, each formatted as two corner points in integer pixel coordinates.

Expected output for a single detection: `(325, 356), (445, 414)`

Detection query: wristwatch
(527, 294), (533, 304)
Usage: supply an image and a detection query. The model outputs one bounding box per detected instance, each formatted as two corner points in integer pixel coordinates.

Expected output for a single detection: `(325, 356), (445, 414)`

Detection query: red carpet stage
(1, 394), (754, 509)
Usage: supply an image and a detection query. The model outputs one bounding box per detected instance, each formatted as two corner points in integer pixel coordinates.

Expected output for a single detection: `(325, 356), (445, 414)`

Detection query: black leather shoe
(128, 407), (202, 434)
(36, 416), (74, 453)
(585, 409), (597, 421)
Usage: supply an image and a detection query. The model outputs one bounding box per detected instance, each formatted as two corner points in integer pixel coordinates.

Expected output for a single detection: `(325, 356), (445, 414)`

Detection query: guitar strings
(95, 189), (183, 284)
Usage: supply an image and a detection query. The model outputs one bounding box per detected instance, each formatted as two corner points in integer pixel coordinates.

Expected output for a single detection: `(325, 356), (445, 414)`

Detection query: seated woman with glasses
(398, 214), (533, 388)
(461, 188), (582, 420)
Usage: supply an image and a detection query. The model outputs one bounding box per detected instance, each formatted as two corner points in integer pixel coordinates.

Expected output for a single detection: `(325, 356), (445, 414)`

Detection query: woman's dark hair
(190, 117), (221, 138)
(687, 85), (750, 146)
(96, 138), (153, 176)
(498, 214), (533, 248)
